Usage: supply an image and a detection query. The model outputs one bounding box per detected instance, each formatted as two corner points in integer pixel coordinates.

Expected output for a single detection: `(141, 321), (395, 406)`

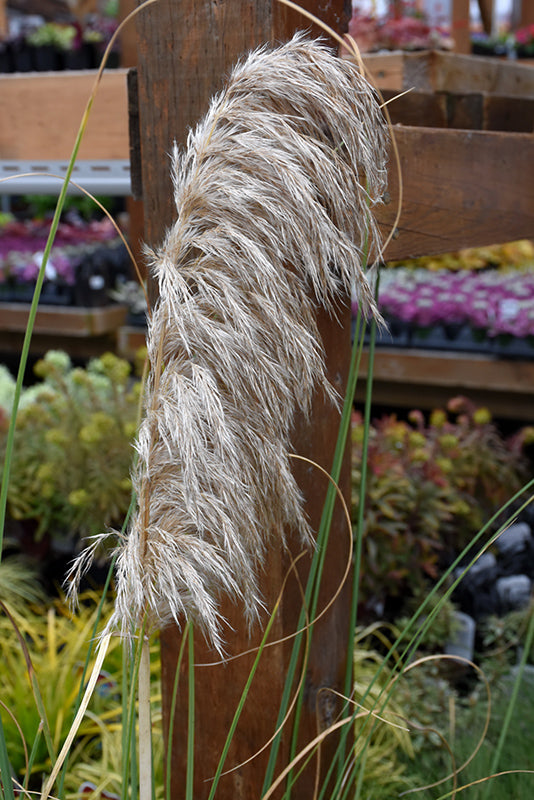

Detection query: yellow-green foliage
(1, 350), (142, 541)
(0, 592), (162, 794)
(0, 594), (122, 781)
(352, 625), (415, 798)
(63, 714), (165, 800)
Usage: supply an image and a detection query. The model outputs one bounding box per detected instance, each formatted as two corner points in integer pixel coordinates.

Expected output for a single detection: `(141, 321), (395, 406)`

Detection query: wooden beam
(356, 348), (534, 420)
(0, 71), (129, 161)
(134, 2), (353, 798)
(476, 0), (494, 35)
(518, 0), (534, 27)
(360, 50), (534, 98)
(134, 0), (349, 245)
(451, 0), (471, 54)
(378, 126), (534, 260)
(0, 0), (7, 38)
(0, 303), (127, 335)
(381, 88), (534, 131)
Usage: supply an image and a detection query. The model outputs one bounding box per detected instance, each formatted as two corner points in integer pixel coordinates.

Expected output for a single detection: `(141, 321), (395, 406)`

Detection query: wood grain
(0, 71), (129, 161)
(0, 303), (127, 335)
(360, 50), (534, 98)
(356, 348), (534, 420)
(378, 126), (534, 260)
(381, 88), (534, 132)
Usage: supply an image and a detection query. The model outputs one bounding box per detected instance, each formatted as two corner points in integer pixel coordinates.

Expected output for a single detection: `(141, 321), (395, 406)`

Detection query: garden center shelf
(355, 50), (534, 260)
(0, 159), (131, 196)
(356, 348), (534, 421)
(0, 302), (128, 359)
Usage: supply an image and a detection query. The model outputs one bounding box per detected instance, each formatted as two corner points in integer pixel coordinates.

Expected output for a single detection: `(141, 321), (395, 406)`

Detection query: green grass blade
(0, 712), (16, 800)
(485, 596), (534, 797)
(165, 624), (189, 800)
(262, 304), (367, 797)
(186, 624), (195, 800)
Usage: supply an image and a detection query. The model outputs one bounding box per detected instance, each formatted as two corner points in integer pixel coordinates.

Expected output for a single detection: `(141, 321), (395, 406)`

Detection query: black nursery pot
(0, 41), (14, 73)
(31, 44), (63, 71)
(10, 41), (33, 72)
(62, 43), (96, 70)
(74, 250), (112, 307)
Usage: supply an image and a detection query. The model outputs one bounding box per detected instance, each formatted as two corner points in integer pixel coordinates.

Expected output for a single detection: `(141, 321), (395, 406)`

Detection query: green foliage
(22, 194), (113, 222)
(0, 350), (141, 543)
(476, 604), (534, 684)
(26, 23), (77, 51)
(400, 672), (534, 798)
(0, 594), (119, 783)
(352, 397), (528, 610)
(385, 239), (534, 272)
(351, 625), (415, 798)
(0, 592), (162, 795)
(0, 556), (45, 614)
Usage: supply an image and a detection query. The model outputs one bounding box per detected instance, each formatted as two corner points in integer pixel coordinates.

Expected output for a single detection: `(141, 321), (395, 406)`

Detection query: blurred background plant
(0, 350), (142, 583)
(352, 396), (531, 617)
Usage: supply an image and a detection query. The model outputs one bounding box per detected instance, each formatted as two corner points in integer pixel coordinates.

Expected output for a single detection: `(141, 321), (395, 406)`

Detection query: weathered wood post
(132, 1), (355, 796)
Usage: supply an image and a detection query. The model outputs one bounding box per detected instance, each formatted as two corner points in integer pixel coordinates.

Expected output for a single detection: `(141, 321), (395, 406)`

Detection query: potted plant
(515, 23), (534, 59)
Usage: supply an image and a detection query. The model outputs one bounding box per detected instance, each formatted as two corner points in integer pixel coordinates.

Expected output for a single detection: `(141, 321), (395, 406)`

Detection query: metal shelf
(0, 159), (131, 196)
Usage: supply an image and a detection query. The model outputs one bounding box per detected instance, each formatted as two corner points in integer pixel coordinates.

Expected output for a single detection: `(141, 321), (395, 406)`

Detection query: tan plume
(69, 33), (389, 653)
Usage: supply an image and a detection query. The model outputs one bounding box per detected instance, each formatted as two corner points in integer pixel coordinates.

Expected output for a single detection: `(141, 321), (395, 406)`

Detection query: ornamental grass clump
(71, 33), (389, 652)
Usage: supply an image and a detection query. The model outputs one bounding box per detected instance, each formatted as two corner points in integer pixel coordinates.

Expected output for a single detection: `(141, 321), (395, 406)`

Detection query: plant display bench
(357, 348), (534, 420)
(0, 302), (127, 358)
(0, 68), (131, 360)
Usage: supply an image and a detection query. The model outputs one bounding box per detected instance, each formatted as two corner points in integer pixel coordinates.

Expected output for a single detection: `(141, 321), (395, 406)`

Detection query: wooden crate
(343, 52), (534, 261)
(360, 50), (534, 97)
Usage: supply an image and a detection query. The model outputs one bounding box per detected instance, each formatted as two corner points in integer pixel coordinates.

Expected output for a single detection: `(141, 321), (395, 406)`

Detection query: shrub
(352, 397), (529, 614)
(0, 350), (142, 547)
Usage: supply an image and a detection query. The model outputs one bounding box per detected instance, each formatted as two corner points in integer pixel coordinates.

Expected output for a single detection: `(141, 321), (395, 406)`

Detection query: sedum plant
(0, 350), (141, 545)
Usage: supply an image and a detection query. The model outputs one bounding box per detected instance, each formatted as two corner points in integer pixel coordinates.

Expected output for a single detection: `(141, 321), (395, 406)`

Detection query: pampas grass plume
(69, 33), (389, 653)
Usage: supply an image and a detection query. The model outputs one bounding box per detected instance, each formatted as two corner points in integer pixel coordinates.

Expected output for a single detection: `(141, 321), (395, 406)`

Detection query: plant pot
(126, 310), (147, 327)
(10, 284), (35, 303)
(31, 44), (63, 71)
(10, 41), (33, 72)
(74, 252), (111, 307)
(0, 41), (14, 73)
(492, 334), (534, 360)
(62, 43), (95, 70)
(41, 281), (75, 305)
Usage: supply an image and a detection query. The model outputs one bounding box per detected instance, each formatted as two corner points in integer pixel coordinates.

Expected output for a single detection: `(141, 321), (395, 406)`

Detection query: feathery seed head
(70, 33), (389, 653)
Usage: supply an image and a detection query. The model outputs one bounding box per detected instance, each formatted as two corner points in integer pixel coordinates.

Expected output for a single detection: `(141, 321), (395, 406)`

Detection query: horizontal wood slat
(356, 348), (534, 419)
(377, 126), (534, 260)
(0, 303), (127, 335)
(360, 50), (534, 98)
(0, 70), (129, 161)
(381, 89), (534, 132)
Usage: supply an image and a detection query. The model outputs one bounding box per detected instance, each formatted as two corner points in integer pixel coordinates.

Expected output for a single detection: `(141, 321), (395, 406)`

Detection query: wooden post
(451, 0), (471, 54)
(476, 0), (494, 35)
(0, 0), (7, 39)
(133, 1), (354, 797)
